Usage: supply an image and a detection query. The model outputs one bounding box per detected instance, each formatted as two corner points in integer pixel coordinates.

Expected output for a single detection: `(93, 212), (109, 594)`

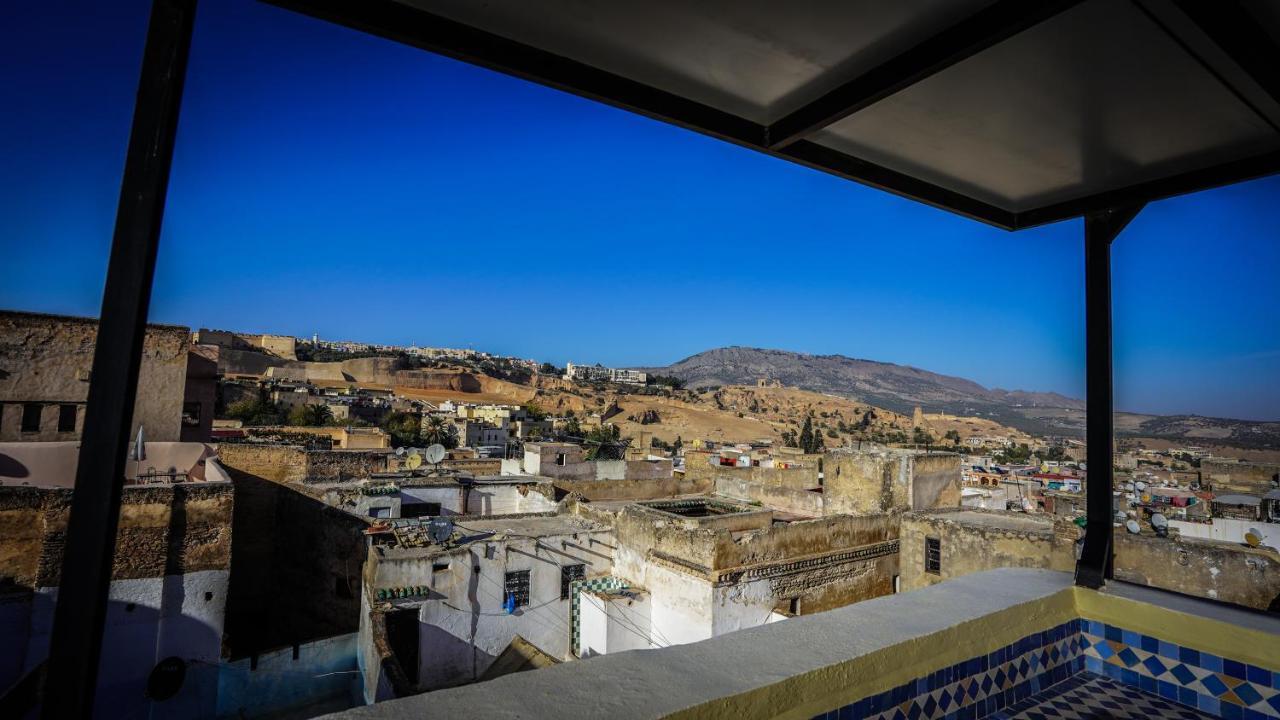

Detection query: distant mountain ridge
(639, 346), (1083, 414)
(638, 347), (1279, 448)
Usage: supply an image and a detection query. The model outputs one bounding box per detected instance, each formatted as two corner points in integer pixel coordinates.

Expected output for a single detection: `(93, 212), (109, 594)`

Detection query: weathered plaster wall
(408, 528), (615, 690)
(0, 311), (189, 441)
(1114, 532), (1280, 610)
(713, 514), (897, 569)
(216, 445), (369, 657)
(465, 483), (559, 515)
(824, 450), (960, 515)
(0, 480), (233, 718)
(1200, 458), (1279, 496)
(898, 511), (1074, 592)
(552, 475), (712, 501)
(683, 450), (820, 490)
(579, 590), (652, 657)
(713, 477), (823, 516)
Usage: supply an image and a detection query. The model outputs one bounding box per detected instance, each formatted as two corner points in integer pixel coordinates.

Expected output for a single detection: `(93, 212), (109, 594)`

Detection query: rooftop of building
(372, 512), (610, 559)
(909, 508), (1053, 534)
(0, 441), (229, 489)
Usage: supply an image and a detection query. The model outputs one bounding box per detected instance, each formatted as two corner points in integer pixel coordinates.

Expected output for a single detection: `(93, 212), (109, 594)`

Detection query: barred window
(925, 537), (941, 575)
(504, 570), (530, 608)
(560, 564), (585, 599)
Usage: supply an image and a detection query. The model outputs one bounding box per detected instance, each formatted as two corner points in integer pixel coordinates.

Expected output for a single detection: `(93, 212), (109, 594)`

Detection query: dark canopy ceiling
(270, 0), (1280, 229)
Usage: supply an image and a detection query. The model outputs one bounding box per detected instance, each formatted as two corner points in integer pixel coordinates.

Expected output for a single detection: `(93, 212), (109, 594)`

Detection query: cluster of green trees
(782, 416), (826, 453)
(648, 375), (685, 390)
(650, 435), (684, 453)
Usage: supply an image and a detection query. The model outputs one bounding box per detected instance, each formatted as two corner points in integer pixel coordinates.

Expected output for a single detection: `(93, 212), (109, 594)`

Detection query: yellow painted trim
(666, 588), (1079, 720)
(1073, 586), (1280, 670)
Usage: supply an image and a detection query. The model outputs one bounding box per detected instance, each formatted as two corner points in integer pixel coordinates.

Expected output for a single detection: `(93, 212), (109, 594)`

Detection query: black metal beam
(780, 140), (1016, 229)
(1171, 0), (1280, 114)
(1075, 204), (1143, 590)
(1015, 150), (1280, 229)
(766, 0), (1083, 149)
(41, 1), (195, 717)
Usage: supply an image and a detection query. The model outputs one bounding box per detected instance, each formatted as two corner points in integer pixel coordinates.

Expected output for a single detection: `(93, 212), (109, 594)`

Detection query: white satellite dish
(425, 444), (446, 465)
(1125, 520), (1141, 534)
(405, 453), (423, 471)
(1245, 528), (1263, 548)
(1150, 513), (1168, 530)
(396, 447), (406, 457)
(1125, 482), (1135, 492)
(1135, 481), (1147, 491)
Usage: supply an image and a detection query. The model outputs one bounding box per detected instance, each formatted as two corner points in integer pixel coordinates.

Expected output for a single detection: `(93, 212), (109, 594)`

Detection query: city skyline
(2, 0), (1278, 421)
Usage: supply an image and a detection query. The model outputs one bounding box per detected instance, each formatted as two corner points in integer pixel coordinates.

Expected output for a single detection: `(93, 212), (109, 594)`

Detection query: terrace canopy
(41, 0), (1280, 717)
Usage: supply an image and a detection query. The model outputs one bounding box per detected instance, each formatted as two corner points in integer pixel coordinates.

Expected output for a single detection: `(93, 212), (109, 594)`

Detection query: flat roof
(915, 509), (1052, 534)
(272, 0), (1280, 229)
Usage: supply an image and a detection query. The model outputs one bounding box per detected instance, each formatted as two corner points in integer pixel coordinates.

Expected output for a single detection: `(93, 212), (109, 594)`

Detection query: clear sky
(2, 1), (1278, 421)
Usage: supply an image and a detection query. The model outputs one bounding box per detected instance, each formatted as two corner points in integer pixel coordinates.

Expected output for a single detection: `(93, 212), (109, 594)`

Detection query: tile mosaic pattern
(1080, 618), (1280, 719)
(569, 576), (628, 657)
(811, 620), (1085, 720)
(993, 672), (1213, 719)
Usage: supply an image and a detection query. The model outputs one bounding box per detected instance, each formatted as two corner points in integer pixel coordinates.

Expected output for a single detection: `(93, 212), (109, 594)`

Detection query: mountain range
(639, 347), (1280, 449)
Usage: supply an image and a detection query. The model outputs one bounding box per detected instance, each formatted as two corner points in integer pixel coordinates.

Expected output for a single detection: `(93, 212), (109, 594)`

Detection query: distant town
(1, 310), (1277, 718)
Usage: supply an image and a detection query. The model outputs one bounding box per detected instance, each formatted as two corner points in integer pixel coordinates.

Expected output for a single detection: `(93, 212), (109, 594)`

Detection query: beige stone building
(0, 311), (191, 442)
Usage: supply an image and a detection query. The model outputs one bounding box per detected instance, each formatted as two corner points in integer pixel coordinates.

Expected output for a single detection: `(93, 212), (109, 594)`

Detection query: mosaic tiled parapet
(1081, 618), (1280, 719)
(811, 620), (1085, 720)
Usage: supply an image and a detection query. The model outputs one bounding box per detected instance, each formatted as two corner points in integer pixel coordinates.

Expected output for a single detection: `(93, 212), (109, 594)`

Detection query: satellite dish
(1125, 520), (1141, 534)
(425, 444), (446, 465)
(1125, 482), (1135, 492)
(1151, 513), (1169, 537)
(1245, 529), (1263, 548)
(396, 447), (406, 457)
(427, 517), (454, 544)
(1135, 481), (1147, 491)
(405, 453), (423, 471)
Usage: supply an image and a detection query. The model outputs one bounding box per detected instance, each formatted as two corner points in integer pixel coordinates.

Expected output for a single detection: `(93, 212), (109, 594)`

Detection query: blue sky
(2, 1), (1278, 421)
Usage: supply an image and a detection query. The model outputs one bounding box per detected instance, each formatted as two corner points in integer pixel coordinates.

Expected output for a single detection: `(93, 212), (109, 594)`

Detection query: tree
(381, 411), (423, 448)
(560, 416), (583, 439)
(944, 429), (962, 447)
(419, 414), (458, 449)
(288, 403), (333, 427)
(583, 424), (630, 460)
(524, 401), (548, 421)
(799, 417), (814, 453)
(912, 427), (935, 447)
(226, 398), (283, 426)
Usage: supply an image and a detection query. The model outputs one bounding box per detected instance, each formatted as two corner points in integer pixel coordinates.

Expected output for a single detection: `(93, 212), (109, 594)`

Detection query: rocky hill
(639, 347), (1081, 434)
(638, 347), (1278, 448)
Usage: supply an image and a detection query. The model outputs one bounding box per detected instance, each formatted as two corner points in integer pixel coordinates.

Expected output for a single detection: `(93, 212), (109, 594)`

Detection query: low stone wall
(1114, 532), (1280, 611)
(713, 477), (823, 516)
(0, 481), (233, 592)
(552, 475), (712, 501)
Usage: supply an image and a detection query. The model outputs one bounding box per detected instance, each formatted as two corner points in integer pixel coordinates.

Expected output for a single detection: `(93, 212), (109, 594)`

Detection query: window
(57, 404), (77, 433)
(925, 537), (941, 575)
(21, 403), (42, 433)
(560, 563), (585, 599)
(504, 570), (530, 608)
(555, 453), (566, 466)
